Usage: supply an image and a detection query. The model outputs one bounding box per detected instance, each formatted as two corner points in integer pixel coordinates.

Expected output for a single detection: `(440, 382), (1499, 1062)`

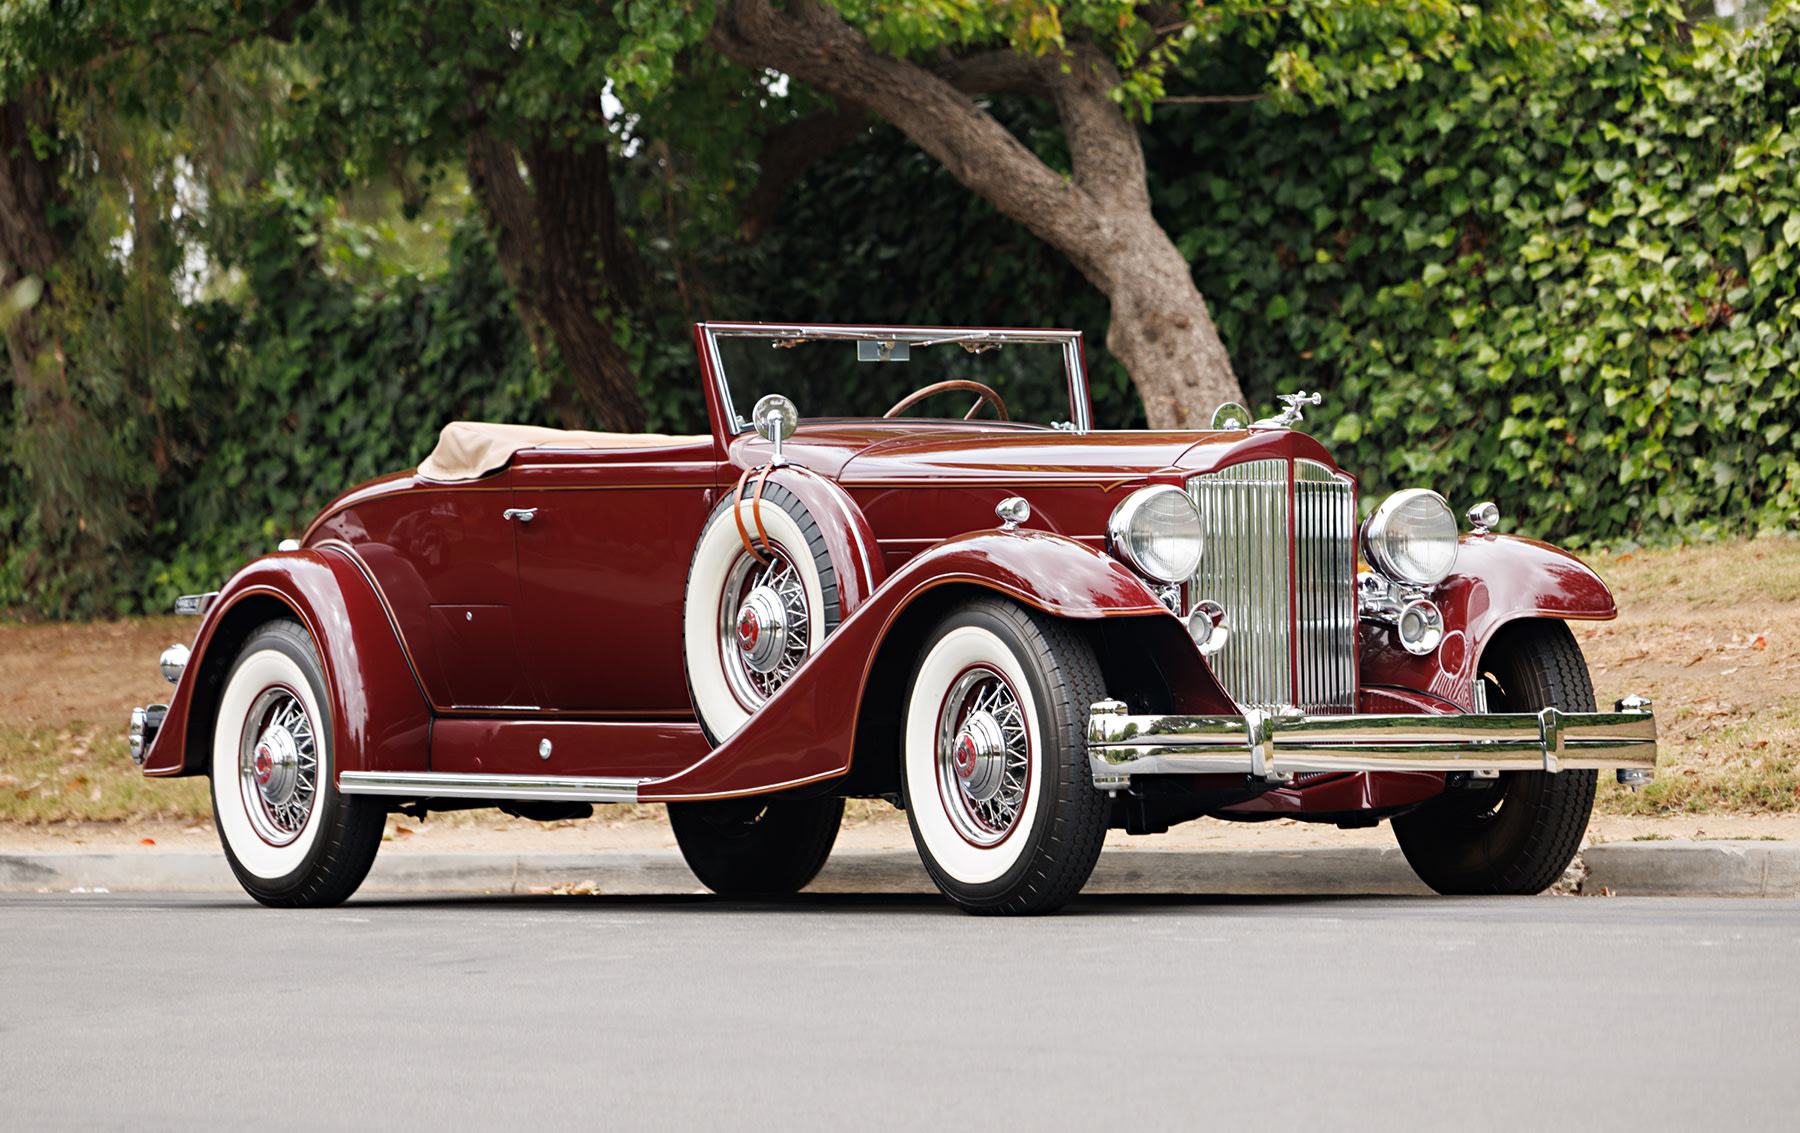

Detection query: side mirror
(752, 394), (799, 442)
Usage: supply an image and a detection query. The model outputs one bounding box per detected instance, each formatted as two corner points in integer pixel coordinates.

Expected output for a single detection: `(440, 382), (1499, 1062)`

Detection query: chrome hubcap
(719, 550), (812, 707)
(734, 586), (791, 674)
(238, 689), (318, 847)
(936, 668), (1030, 846)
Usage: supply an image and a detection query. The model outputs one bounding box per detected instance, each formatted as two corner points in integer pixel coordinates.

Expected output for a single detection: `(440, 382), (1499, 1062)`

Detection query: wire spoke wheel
(237, 688), (320, 846)
(935, 667), (1031, 846)
(718, 546), (814, 708)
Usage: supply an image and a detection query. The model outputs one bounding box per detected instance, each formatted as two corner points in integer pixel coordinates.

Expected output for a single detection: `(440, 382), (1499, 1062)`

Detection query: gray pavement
(5, 842), (1800, 897)
(3, 891), (1797, 1130)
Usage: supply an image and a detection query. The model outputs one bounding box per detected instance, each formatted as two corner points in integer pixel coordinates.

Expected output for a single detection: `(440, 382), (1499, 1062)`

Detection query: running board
(337, 770), (643, 804)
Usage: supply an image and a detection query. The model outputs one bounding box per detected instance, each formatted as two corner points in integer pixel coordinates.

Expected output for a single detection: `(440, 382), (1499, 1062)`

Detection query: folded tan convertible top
(417, 421), (709, 482)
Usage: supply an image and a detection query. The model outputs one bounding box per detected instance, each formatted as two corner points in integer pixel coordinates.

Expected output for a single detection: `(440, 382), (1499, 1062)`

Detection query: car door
(317, 470), (532, 710)
(510, 439), (720, 714)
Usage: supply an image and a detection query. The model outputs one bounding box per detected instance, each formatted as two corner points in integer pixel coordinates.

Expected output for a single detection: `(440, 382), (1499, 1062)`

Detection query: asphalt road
(3, 893), (1797, 1131)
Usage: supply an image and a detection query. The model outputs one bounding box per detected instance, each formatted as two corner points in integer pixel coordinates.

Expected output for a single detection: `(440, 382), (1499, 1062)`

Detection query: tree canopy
(2, 0), (1795, 615)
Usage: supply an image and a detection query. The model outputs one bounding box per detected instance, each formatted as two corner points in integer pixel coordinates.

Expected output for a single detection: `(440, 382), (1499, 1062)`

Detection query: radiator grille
(1188, 458), (1357, 713)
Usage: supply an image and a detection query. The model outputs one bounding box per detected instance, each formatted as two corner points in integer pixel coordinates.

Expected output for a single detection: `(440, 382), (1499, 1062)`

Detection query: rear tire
(669, 795), (844, 896)
(211, 619), (385, 908)
(1393, 620), (1598, 896)
(901, 598), (1109, 915)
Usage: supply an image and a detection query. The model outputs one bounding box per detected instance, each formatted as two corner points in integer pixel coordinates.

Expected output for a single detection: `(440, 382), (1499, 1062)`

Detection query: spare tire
(683, 480), (841, 744)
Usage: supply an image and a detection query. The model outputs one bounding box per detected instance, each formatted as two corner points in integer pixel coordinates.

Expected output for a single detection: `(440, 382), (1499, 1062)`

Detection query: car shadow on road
(328, 890), (1440, 915)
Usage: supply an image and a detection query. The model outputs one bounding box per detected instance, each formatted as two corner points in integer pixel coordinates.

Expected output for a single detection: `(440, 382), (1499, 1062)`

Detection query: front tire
(901, 598), (1109, 915)
(211, 619), (384, 908)
(668, 796), (845, 896)
(1393, 620), (1599, 896)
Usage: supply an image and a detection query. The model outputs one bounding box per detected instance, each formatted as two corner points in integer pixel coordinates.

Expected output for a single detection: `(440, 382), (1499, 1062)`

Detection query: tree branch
(709, 0), (1111, 276)
(739, 102), (868, 242)
(1157, 94), (1267, 104)
(929, 50), (1053, 99)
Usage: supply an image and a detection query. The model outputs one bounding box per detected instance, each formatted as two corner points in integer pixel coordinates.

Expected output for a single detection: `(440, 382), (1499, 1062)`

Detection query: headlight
(1364, 489), (1459, 586)
(1108, 485), (1203, 584)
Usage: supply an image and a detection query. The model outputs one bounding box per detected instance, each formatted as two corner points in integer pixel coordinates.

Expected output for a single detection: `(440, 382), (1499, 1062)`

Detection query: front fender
(644, 529), (1218, 801)
(141, 547), (431, 780)
(1360, 533), (1617, 712)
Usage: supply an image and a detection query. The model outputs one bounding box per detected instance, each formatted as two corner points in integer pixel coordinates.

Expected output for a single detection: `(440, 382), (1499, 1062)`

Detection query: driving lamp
(1108, 486), (1203, 584)
(1364, 489), (1459, 586)
(1396, 598), (1445, 656)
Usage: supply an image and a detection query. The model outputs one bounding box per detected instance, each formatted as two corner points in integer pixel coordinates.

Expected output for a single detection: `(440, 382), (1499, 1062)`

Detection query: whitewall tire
(683, 482), (840, 744)
(901, 598), (1110, 915)
(211, 619), (384, 907)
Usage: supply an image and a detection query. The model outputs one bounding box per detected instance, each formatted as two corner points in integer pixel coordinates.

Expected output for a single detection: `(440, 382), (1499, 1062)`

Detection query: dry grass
(1579, 533), (1800, 816)
(3, 536), (1795, 825)
(0, 722), (210, 823)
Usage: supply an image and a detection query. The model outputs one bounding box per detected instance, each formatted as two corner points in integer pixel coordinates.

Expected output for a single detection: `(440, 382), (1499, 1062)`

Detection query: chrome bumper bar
(1087, 697), (1657, 790)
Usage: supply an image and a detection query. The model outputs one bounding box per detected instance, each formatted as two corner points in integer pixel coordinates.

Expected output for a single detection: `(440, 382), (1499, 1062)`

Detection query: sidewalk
(4, 812), (1798, 898)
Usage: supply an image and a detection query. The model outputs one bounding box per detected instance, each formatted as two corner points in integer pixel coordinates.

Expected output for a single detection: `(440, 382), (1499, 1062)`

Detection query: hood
(729, 421), (1343, 484)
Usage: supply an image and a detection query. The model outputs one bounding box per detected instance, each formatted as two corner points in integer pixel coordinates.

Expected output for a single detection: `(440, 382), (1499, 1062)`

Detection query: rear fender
(1359, 533), (1617, 712)
(643, 530), (1230, 801)
(141, 548), (431, 780)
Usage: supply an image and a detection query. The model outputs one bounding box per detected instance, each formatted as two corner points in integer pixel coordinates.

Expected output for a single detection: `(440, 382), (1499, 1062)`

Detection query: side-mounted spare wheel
(1393, 619), (1600, 895)
(683, 481), (842, 744)
(211, 619), (385, 907)
(902, 597), (1110, 915)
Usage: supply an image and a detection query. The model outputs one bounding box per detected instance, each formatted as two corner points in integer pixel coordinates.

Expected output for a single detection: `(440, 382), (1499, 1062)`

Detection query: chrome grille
(1190, 460), (1290, 709)
(1187, 458), (1356, 713)
(1294, 460), (1357, 712)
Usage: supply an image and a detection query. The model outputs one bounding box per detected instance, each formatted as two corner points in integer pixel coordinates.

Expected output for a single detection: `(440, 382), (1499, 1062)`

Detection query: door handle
(503, 507), (537, 523)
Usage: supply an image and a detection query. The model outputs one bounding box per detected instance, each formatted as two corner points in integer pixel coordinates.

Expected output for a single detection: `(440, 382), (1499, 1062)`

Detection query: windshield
(701, 324), (1090, 434)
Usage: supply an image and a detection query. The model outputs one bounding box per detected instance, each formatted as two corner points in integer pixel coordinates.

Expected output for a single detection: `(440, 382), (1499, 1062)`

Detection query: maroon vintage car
(128, 322), (1657, 913)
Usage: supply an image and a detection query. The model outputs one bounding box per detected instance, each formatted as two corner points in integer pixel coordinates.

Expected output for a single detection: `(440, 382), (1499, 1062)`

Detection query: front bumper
(1088, 698), (1657, 790)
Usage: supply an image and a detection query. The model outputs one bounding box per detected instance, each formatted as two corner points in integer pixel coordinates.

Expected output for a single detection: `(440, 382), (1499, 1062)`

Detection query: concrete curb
(5, 842), (1797, 897)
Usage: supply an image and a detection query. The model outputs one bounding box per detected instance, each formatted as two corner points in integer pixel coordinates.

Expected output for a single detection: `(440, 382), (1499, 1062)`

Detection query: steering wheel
(883, 380), (1010, 422)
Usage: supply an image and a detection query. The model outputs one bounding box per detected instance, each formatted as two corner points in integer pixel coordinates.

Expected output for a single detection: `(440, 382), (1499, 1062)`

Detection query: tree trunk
(466, 125), (647, 433)
(710, 0), (1245, 429)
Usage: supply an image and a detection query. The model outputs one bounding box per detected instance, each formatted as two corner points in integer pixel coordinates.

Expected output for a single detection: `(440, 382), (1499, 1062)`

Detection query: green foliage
(712, 96), (1143, 428)
(8, 0), (1799, 621)
(1150, 1), (1800, 543)
(136, 196), (559, 612)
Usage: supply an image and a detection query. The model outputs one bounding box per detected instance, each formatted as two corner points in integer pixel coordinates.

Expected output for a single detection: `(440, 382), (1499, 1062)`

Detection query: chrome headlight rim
(1363, 488), (1460, 588)
(1107, 484), (1203, 585)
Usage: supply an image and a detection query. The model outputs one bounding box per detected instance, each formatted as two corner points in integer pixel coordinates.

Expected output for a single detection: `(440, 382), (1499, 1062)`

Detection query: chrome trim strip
(1087, 702), (1657, 785)
(337, 771), (642, 804)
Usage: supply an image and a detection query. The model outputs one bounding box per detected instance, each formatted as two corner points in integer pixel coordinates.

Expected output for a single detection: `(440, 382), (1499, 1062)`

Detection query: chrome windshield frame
(699, 322), (1093, 436)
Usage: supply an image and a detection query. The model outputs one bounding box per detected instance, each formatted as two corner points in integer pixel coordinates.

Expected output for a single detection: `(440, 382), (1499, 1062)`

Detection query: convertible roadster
(128, 322), (1657, 913)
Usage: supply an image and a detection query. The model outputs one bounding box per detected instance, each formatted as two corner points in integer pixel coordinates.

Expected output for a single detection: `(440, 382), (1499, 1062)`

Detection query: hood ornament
(1254, 390), (1322, 431)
